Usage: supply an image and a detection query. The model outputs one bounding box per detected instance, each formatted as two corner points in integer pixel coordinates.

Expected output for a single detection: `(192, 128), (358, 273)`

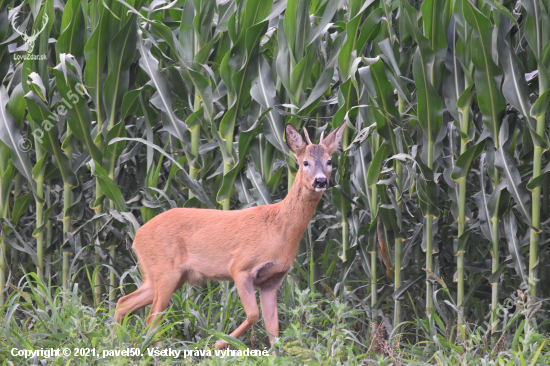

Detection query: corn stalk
(520, 0), (550, 298)
(401, 0), (446, 315)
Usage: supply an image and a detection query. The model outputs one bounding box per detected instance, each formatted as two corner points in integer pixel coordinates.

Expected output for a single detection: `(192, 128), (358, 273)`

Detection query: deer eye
(303, 161), (309, 167)
(327, 159), (332, 165)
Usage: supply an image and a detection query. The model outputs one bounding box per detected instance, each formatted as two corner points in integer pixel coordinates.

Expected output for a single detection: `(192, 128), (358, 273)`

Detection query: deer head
(12, 13), (49, 55)
(285, 123), (344, 192)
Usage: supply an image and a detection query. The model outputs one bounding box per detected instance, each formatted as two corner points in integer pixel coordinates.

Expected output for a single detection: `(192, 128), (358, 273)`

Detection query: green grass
(1, 273), (549, 365)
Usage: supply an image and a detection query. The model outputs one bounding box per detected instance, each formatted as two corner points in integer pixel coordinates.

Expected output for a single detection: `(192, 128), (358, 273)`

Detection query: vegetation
(0, 0), (550, 364)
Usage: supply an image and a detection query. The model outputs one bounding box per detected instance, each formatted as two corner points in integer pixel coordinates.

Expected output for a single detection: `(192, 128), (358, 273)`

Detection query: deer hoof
(214, 341), (230, 350)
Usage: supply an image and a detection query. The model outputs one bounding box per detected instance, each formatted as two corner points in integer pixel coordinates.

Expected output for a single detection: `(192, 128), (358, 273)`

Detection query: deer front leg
(260, 283), (280, 349)
(215, 274), (259, 349)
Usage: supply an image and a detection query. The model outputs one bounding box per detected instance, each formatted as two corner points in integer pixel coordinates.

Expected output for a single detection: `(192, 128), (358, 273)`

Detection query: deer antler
(319, 131), (324, 144)
(29, 14), (49, 41)
(11, 12), (26, 37)
(32, 13), (50, 36)
(303, 127), (312, 145)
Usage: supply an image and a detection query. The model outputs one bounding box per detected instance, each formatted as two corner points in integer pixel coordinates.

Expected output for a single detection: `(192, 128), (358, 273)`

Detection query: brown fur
(115, 123), (344, 349)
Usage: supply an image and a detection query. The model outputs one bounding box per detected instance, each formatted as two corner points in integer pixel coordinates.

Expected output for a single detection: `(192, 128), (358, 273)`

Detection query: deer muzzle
(313, 176), (328, 191)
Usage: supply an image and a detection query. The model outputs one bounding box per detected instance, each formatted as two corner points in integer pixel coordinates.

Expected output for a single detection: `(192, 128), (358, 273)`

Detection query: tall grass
(1, 274), (549, 363)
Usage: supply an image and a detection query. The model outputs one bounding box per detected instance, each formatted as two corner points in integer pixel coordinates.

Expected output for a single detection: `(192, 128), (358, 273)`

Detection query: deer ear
(321, 123), (344, 154)
(285, 124), (306, 157)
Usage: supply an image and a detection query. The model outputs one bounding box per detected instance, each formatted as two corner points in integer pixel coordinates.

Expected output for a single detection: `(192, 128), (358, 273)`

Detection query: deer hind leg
(146, 271), (186, 329)
(215, 274), (259, 349)
(115, 277), (155, 324)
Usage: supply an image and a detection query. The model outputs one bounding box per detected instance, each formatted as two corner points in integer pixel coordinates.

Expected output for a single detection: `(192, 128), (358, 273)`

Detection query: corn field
(1, 0), (550, 363)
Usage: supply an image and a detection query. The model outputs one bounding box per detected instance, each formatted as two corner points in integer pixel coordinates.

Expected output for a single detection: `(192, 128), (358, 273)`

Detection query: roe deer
(115, 123), (344, 349)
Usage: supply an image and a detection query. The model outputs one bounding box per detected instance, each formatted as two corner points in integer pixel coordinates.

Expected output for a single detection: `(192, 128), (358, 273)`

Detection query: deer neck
(278, 170), (323, 240)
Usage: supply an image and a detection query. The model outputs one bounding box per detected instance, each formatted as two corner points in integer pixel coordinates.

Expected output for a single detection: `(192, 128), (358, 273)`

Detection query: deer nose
(313, 177), (327, 189)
